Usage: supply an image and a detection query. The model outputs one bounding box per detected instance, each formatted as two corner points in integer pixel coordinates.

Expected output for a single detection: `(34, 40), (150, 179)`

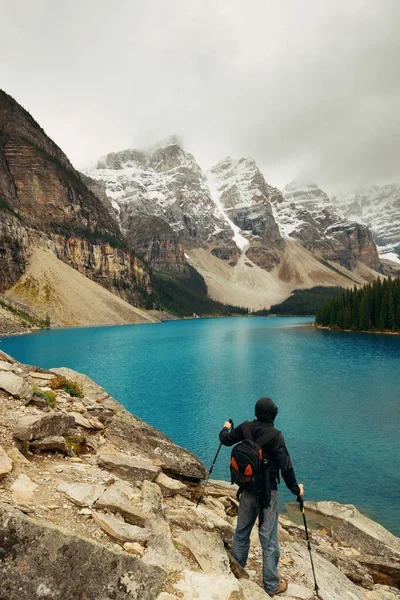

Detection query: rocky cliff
(0, 90), (152, 309)
(333, 184), (400, 261)
(0, 351), (399, 599)
(273, 181), (381, 272)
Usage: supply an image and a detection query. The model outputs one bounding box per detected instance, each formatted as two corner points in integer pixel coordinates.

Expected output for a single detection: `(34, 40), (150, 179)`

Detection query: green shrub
(65, 434), (86, 455)
(49, 376), (84, 398)
(32, 385), (57, 407)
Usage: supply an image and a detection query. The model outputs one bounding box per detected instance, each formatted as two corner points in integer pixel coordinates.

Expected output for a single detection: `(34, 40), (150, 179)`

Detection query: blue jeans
(231, 490), (280, 595)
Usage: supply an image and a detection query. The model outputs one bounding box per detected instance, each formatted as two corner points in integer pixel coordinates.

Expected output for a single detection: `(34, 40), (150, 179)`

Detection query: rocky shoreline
(0, 349), (399, 599)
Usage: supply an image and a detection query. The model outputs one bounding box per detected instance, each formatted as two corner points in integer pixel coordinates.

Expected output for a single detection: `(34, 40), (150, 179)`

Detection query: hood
(255, 397), (278, 423)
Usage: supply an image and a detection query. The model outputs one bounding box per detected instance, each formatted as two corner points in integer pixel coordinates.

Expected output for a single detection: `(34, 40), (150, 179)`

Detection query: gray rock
(176, 528), (231, 575)
(363, 585), (400, 600)
(238, 579), (272, 599)
(287, 541), (366, 599)
(282, 582), (315, 599)
(0, 360), (13, 372)
(143, 533), (189, 571)
(304, 501), (400, 560)
(30, 435), (69, 454)
(27, 371), (56, 386)
(142, 480), (164, 516)
(172, 570), (244, 599)
(92, 511), (150, 544)
(0, 371), (32, 400)
(70, 411), (105, 430)
(14, 413), (75, 441)
(358, 554), (400, 588)
(58, 482), (105, 507)
(95, 485), (147, 526)
(97, 451), (161, 483)
(165, 503), (234, 542)
(155, 472), (187, 497)
(10, 474), (38, 507)
(0, 502), (165, 600)
(324, 552), (375, 589)
(0, 445), (13, 479)
(6, 447), (29, 465)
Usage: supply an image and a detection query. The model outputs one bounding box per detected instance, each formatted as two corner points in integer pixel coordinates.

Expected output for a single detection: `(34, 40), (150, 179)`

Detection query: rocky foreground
(0, 351), (399, 600)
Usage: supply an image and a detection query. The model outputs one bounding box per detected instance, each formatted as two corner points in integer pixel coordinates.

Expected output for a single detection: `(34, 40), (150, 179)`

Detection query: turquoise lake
(1, 317), (399, 535)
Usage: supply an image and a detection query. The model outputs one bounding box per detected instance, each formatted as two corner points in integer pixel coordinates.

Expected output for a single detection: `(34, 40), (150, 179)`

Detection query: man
(219, 396), (304, 597)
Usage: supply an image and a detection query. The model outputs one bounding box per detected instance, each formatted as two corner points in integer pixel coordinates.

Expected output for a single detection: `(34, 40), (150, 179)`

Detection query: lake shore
(314, 323), (400, 335)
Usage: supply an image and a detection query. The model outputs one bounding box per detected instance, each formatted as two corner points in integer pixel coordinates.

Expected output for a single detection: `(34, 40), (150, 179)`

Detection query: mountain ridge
(86, 143), (385, 309)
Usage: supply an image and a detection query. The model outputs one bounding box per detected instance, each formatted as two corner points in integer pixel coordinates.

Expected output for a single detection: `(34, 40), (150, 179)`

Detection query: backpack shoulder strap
(256, 428), (280, 449)
(241, 421), (253, 440)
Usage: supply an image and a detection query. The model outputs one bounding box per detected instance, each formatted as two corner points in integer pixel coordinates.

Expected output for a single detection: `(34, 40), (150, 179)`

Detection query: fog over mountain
(1, 0), (400, 192)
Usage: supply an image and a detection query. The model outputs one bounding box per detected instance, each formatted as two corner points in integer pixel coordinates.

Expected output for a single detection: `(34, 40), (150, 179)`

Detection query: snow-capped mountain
(272, 180), (380, 271)
(92, 144), (231, 244)
(333, 184), (400, 263)
(208, 157), (283, 270)
(86, 144), (383, 309)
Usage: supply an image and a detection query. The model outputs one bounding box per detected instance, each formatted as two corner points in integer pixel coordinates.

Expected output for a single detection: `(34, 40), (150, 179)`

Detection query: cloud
(1, 0), (399, 192)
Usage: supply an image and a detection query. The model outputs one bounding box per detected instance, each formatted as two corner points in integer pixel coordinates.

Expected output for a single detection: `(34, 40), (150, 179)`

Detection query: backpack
(230, 421), (279, 513)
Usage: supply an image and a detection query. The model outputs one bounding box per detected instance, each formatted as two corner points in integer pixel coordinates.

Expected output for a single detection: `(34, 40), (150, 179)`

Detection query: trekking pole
(297, 496), (321, 599)
(196, 419), (234, 508)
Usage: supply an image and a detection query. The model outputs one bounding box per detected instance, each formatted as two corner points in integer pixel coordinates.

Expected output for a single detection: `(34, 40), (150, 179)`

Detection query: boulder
(27, 371), (56, 386)
(143, 532), (190, 571)
(142, 480), (164, 517)
(14, 413), (75, 441)
(58, 483), (105, 507)
(95, 485), (147, 526)
(283, 582), (315, 599)
(0, 371), (32, 400)
(6, 447), (29, 465)
(97, 451), (161, 483)
(172, 570), (247, 600)
(10, 474), (38, 507)
(238, 579), (272, 599)
(71, 411), (104, 430)
(358, 554), (400, 588)
(363, 585), (400, 600)
(0, 502), (165, 600)
(0, 445), (13, 479)
(304, 501), (400, 560)
(30, 436), (69, 455)
(165, 503), (234, 542)
(287, 541), (366, 599)
(321, 552), (374, 589)
(176, 529), (231, 575)
(92, 511), (150, 544)
(155, 472), (187, 497)
(0, 360), (13, 372)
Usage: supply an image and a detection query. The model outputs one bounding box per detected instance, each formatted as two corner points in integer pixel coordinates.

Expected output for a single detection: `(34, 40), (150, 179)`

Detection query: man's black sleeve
(272, 432), (300, 496)
(219, 423), (244, 446)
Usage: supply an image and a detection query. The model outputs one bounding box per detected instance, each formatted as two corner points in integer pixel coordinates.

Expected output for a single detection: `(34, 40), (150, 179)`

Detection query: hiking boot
(270, 578), (288, 596)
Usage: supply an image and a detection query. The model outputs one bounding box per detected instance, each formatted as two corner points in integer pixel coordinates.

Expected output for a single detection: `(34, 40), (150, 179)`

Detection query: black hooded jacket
(219, 397), (300, 496)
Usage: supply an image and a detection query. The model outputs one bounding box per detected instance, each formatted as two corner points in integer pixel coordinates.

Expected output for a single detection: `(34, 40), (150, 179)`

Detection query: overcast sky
(1, 0), (399, 192)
